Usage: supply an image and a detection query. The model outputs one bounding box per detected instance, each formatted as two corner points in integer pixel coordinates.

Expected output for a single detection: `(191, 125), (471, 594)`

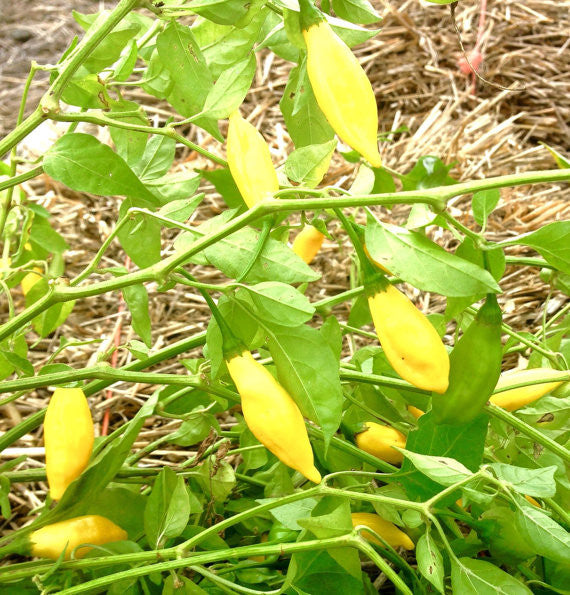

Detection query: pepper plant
(0, 0), (569, 593)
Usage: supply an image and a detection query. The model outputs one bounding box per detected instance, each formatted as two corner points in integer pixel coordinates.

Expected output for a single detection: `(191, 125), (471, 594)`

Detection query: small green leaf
(202, 54), (256, 119)
(144, 467), (190, 549)
(417, 531), (444, 593)
(472, 189), (500, 228)
(122, 284), (152, 347)
(489, 464), (557, 498)
(285, 141), (336, 187)
(517, 221), (570, 275)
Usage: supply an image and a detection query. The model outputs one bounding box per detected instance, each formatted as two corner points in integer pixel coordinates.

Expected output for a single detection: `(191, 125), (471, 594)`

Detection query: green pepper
(432, 294), (502, 425)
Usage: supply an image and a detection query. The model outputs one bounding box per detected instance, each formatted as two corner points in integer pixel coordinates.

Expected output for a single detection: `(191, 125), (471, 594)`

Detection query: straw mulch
(1, 0), (569, 539)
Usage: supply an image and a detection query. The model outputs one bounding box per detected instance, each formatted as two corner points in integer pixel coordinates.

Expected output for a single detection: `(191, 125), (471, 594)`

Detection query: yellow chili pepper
(30, 515), (127, 560)
(354, 421), (406, 465)
(300, 7), (381, 168)
(226, 350), (321, 484)
(292, 226), (325, 264)
(351, 512), (414, 550)
(407, 405), (425, 420)
(367, 283), (449, 393)
(21, 268), (43, 296)
(525, 495), (541, 507)
(44, 387), (94, 500)
(490, 368), (568, 411)
(226, 110), (279, 209)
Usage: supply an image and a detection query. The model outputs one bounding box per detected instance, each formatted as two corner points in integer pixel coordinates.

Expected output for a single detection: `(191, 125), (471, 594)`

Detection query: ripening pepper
(21, 268), (42, 296)
(490, 368), (568, 411)
(30, 515), (127, 560)
(407, 405), (425, 420)
(300, 1), (382, 168)
(354, 422), (406, 465)
(226, 350), (321, 484)
(226, 110), (279, 209)
(367, 281), (449, 393)
(432, 295), (503, 425)
(351, 512), (414, 550)
(44, 387), (94, 500)
(292, 226), (325, 264)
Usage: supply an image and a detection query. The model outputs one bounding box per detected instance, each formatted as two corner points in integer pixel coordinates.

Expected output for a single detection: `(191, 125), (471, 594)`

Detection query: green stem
(0, 108), (44, 160)
(353, 537), (413, 595)
(0, 165), (43, 193)
(49, 110), (226, 166)
(44, 0), (139, 105)
(0, 366), (240, 402)
(505, 256), (553, 269)
(485, 403), (570, 463)
(339, 369), (431, 395)
(424, 472), (483, 510)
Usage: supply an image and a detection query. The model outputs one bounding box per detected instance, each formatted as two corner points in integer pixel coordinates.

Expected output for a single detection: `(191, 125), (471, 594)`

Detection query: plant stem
(353, 536), (413, 595)
(49, 110), (227, 166)
(0, 165), (44, 193)
(485, 403), (570, 463)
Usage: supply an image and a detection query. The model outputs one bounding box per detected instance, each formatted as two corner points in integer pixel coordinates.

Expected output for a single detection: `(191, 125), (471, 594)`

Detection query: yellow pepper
(351, 512), (414, 550)
(292, 226), (325, 264)
(354, 421), (406, 465)
(21, 267), (43, 296)
(407, 405), (425, 420)
(226, 111), (279, 209)
(490, 368), (568, 411)
(367, 283), (449, 393)
(226, 350), (321, 484)
(30, 515), (127, 560)
(44, 387), (94, 500)
(301, 15), (381, 168)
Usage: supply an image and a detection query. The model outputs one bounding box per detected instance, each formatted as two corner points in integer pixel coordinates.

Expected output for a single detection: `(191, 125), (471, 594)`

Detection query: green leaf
(400, 156), (456, 191)
(445, 238), (505, 318)
(451, 558), (533, 594)
(107, 100), (149, 169)
(365, 218), (501, 296)
(144, 467), (190, 549)
(156, 22), (219, 139)
(188, 0), (249, 25)
(280, 60), (335, 148)
(240, 282), (315, 327)
(261, 497), (319, 530)
(73, 10), (140, 73)
(331, 0), (380, 25)
(43, 134), (158, 204)
(196, 457), (236, 503)
(198, 7), (269, 78)
(515, 505), (570, 564)
(264, 323), (344, 447)
(145, 172), (202, 204)
(157, 194), (203, 225)
(122, 284), (152, 348)
(116, 199), (161, 268)
(174, 212), (320, 284)
(489, 464), (557, 498)
(397, 411), (488, 501)
(87, 487), (146, 540)
(541, 142), (570, 169)
(517, 221), (570, 275)
(399, 451), (473, 486)
(202, 54), (256, 119)
(133, 134), (176, 180)
(284, 141), (336, 187)
(416, 531), (444, 593)
(0, 334), (28, 381)
(197, 168), (245, 210)
(472, 189), (500, 228)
